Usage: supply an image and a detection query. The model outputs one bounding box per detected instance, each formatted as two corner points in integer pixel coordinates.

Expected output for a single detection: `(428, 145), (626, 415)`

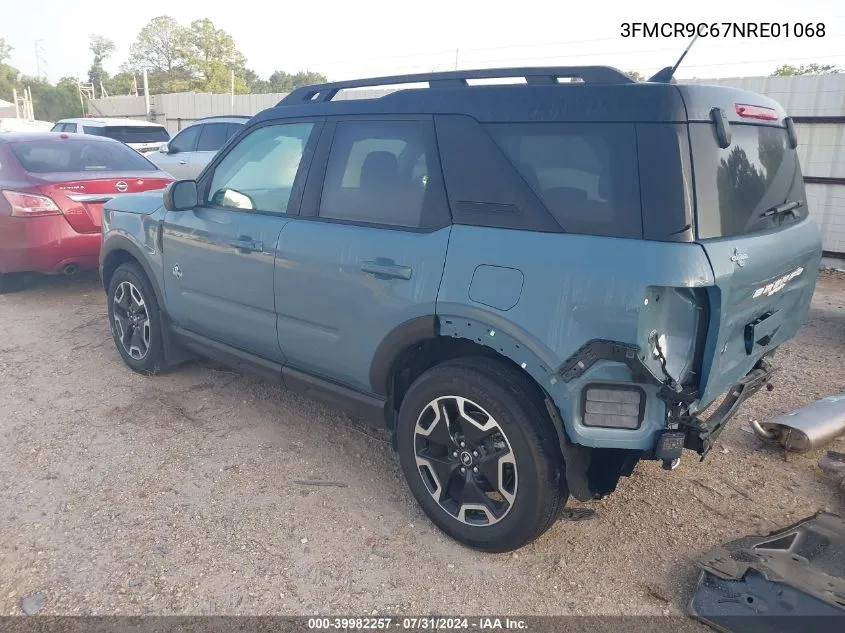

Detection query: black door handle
(361, 259), (412, 280)
(229, 238), (263, 253)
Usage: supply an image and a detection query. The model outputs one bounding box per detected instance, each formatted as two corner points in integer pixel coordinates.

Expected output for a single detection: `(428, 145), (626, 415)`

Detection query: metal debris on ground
(293, 479), (348, 488)
(690, 511), (845, 632)
(750, 394), (845, 454)
(559, 507), (597, 522)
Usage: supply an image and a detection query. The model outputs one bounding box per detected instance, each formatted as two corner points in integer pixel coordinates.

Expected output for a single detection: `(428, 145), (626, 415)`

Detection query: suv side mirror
(159, 144), (170, 154)
(163, 180), (198, 211)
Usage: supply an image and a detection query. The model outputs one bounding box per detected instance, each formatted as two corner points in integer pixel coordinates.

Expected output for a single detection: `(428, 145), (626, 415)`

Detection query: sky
(3, 0), (844, 84)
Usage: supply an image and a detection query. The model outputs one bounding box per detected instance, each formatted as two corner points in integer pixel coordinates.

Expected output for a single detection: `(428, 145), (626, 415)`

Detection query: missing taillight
(735, 103), (778, 121)
(1, 190), (61, 217)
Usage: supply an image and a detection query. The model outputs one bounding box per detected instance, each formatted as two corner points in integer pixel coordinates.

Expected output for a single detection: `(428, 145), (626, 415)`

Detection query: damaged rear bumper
(676, 357), (775, 457)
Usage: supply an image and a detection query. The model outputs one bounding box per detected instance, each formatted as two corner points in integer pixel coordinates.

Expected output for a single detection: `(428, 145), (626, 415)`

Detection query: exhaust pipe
(752, 394), (845, 453)
(62, 264), (79, 276)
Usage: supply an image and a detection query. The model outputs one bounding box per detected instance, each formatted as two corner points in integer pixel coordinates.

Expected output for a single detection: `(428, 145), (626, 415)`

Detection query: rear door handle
(229, 238), (263, 253)
(361, 259), (412, 280)
(178, 160), (187, 165)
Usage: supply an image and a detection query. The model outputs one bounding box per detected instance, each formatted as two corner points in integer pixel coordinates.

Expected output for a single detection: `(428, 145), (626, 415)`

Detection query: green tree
(125, 15), (192, 92)
(625, 71), (645, 81)
(265, 70), (327, 93)
(0, 62), (19, 102)
(771, 63), (841, 76)
(0, 38), (12, 65)
(243, 68), (270, 93)
(88, 35), (116, 95)
(104, 71), (138, 96)
(186, 18), (248, 92)
(21, 76), (83, 120)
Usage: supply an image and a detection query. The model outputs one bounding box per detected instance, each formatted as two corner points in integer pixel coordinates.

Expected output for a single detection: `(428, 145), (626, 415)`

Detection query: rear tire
(396, 356), (566, 552)
(107, 262), (166, 374)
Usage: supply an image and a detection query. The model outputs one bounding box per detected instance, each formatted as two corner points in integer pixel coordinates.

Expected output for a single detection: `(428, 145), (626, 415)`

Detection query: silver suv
(149, 116), (249, 179)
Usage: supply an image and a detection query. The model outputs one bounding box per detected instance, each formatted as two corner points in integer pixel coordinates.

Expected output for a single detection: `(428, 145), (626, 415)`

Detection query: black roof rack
(191, 115), (252, 122)
(278, 66), (633, 105)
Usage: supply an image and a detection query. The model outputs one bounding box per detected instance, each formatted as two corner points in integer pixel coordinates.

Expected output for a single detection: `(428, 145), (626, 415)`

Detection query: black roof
(249, 66), (788, 126)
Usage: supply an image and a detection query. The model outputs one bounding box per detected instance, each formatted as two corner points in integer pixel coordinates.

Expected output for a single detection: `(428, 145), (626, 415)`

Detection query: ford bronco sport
(99, 67), (822, 552)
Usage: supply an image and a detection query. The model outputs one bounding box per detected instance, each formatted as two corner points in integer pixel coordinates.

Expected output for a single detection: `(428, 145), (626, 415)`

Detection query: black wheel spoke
(460, 475), (502, 516)
(420, 453), (459, 499)
(455, 405), (497, 446)
(129, 326), (144, 353)
(476, 452), (503, 491)
(426, 407), (454, 448)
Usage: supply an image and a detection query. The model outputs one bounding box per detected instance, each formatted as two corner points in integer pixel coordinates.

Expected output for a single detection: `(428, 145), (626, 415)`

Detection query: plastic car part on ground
(750, 393), (845, 453)
(690, 511), (845, 633)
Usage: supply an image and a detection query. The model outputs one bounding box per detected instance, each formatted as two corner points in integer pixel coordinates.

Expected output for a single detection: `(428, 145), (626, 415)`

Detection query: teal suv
(99, 67), (822, 551)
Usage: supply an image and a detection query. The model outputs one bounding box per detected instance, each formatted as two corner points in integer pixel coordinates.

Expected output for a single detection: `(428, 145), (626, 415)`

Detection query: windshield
(9, 139), (158, 173)
(86, 125), (170, 144)
(691, 122), (807, 239)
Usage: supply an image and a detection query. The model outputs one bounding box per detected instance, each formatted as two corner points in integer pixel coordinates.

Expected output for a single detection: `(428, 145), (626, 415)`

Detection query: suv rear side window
(690, 123), (807, 239)
(196, 123), (229, 152)
(486, 123), (642, 239)
(319, 120), (431, 228)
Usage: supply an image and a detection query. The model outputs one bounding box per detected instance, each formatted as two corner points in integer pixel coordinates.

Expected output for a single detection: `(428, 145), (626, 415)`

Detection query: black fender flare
(100, 235), (166, 311)
(369, 315), (438, 396)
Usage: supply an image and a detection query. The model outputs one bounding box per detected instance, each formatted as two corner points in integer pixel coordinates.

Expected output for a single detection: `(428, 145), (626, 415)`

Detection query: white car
(147, 116), (249, 179)
(0, 118), (54, 133)
(51, 117), (170, 154)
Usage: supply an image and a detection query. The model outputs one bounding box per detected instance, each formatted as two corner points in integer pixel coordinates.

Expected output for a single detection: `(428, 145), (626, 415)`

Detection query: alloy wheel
(414, 395), (517, 526)
(112, 281), (151, 360)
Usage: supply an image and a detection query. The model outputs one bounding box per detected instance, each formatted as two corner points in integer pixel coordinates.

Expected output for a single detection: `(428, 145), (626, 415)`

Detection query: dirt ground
(1, 270), (843, 617)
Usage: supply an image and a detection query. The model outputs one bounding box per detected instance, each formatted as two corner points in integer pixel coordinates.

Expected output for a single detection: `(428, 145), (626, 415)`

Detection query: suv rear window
(9, 139), (157, 173)
(486, 123), (642, 239)
(690, 123), (807, 239)
(90, 125), (170, 144)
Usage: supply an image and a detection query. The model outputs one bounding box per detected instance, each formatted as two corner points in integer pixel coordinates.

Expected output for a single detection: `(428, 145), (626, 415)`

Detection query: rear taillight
(735, 103), (778, 121)
(2, 190), (61, 217)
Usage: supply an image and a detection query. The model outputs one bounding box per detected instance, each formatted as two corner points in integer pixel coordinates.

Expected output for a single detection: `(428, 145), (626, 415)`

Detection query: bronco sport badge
(752, 267), (804, 299)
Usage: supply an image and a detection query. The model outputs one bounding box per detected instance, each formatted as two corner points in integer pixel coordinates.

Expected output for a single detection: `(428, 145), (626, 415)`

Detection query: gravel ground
(1, 270), (843, 617)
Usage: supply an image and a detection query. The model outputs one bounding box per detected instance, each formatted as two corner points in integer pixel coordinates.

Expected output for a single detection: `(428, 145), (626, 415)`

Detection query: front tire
(397, 357), (566, 552)
(107, 262), (165, 374)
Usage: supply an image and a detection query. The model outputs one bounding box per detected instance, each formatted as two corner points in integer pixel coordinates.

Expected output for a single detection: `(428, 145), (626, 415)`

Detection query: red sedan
(0, 132), (173, 292)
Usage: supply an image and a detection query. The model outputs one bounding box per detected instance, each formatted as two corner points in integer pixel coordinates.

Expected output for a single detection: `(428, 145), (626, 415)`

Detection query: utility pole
(454, 48), (459, 70)
(12, 88), (20, 118)
(230, 68), (234, 113)
(142, 68), (151, 120)
(26, 87), (35, 119)
(34, 40), (47, 81)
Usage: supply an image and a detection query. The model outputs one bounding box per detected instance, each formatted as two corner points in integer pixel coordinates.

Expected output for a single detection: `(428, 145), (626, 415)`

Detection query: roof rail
(190, 115), (252, 123)
(278, 66), (633, 105)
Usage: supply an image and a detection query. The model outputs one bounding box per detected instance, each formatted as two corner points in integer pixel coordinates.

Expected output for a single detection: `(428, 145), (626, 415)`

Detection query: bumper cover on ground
(690, 511), (845, 632)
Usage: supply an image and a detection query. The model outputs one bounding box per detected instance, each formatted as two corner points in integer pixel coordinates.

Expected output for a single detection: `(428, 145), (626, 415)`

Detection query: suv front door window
(161, 121), (320, 361)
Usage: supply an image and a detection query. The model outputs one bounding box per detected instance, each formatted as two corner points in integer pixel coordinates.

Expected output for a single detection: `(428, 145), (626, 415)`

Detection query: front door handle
(229, 238), (263, 254)
(179, 160), (187, 165)
(361, 259), (412, 280)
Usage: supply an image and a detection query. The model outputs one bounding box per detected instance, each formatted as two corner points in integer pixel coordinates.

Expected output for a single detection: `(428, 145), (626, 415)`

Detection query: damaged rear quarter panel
(436, 225), (715, 450)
